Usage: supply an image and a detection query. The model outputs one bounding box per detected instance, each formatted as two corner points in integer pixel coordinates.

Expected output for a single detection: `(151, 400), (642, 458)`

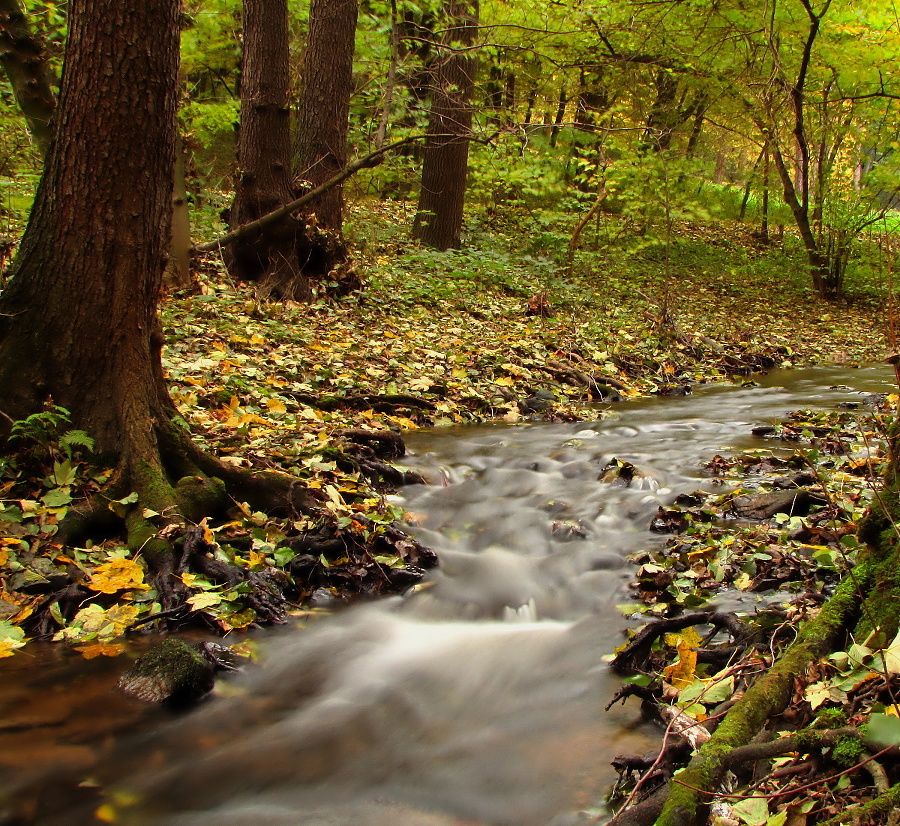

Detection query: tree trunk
(226, 0), (309, 300)
(0, 0), (188, 576)
(768, 138), (839, 298)
(294, 0), (358, 233)
(0, 0), (56, 155)
(164, 133), (192, 291)
(226, 0), (359, 301)
(411, 0), (478, 251)
(0, 0), (315, 615)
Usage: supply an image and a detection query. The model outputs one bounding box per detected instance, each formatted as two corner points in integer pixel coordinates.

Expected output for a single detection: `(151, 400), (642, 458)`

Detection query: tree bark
(226, 0), (310, 300)
(227, 0), (359, 300)
(164, 132), (192, 291)
(0, 0), (56, 155)
(411, 0), (478, 251)
(0, 0), (179, 457)
(0, 0), (316, 614)
(294, 0), (358, 233)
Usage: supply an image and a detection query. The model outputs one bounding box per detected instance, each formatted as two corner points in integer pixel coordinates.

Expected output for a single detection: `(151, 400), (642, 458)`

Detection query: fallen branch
(611, 611), (747, 673)
(194, 137), (421, 252)
(817, 781), (900, 826)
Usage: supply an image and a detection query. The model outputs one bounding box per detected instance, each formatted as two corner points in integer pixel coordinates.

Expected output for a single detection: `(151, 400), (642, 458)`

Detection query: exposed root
(652, 562), (875, 826)
(817, 782), (900, 826)
(611, 611), (749, 673)
(19, 422), (436, 640)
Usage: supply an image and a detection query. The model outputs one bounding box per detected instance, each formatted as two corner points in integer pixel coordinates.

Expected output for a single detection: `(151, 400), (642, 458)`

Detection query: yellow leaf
(494, 376), (515, 387)
(95, 804), (117, 823)
(74, 642), (127, 659)
(88, 558), (150, 594)
(664, 638), (698, 689)
(199, 517), (216, 545)
(248, 333), (265, 346)
(187, 592), (224, 611)
(0, 638), (25, 658)
(885, 704), (900, 718)
(266, 398), (287, 415)
(734, 572), (753, 591)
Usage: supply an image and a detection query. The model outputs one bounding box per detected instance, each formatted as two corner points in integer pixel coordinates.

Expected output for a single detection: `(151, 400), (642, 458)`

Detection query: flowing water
(1, 366), (895, 826)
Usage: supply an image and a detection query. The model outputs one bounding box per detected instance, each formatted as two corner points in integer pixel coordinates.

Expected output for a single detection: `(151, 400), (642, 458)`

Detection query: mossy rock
(116, 638), (216, 706)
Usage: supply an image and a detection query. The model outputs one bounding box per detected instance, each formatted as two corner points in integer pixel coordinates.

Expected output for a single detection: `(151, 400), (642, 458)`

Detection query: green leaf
(866, 713), (900, 747)
(732, 796), (769, 826)
(52, 459), (78, 486)
(187, 592), (225, 611)
(42, 488), (72, 507)
(372, 553), (403, 568)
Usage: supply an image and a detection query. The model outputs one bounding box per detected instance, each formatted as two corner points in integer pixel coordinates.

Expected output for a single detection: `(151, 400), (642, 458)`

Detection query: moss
(654, 565), (874, 826)
(116, 638), (214, 706)
(174, 474), (227, 522)
(831, 735), (864, 768)
(817, 782), (900, 826)
(813, 708), (848, 729)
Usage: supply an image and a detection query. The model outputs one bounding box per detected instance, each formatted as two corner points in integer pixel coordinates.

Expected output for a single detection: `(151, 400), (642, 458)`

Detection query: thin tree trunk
(374, 0), (400, 150)
(549, 85), (566, 147)
(761, 143), (770, 241)
(0, 0), (56, 155)
(412, 0), (478, 251)
(165, 133), (192, 291)
(294, 0), (358, 232)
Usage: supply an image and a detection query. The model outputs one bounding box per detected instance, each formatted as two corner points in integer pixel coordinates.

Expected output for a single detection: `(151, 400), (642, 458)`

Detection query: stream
(1, 365), (895, 826)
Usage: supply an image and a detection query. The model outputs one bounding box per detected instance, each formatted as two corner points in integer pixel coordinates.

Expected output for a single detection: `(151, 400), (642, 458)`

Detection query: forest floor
(0, 201), (897, 822)
(0, 199), (890, 647)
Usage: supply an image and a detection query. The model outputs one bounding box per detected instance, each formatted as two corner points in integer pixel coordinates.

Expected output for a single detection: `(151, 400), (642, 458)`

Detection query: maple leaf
(187, 591), (225, 611)
(88, 557), (150, 593)
(74, 642), (128, 659)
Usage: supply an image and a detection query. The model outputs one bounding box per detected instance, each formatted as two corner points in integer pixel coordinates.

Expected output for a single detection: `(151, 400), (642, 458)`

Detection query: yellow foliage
(74, 642), (127, 659)
(88, 558), (150, 594)
(664, 637), (699, 689)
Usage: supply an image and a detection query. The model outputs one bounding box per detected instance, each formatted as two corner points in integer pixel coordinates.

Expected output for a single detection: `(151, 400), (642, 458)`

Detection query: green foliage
(8, 404), (75, 450)
(830, 735), (864, 768)
(180, 100), (239, 187)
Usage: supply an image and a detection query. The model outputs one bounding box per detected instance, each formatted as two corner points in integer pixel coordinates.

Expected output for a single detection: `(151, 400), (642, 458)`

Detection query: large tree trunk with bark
(0, 0), (316, 615)
(294, 0), (358, 234)
(226, 0), (359, 301)
(412, 0), (478, 251)
(226, 0), (310, 300)
(0, 0), (56, 155)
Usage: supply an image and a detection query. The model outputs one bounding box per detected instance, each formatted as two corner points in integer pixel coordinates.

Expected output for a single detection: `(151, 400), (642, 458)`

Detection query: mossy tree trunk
(855, 422), (900, 643)
(0, 0), (316, 609)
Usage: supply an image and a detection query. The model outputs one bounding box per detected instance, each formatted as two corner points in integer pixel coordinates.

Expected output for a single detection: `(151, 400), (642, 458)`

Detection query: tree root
(652, 562), (875, 826)
(611, 611), (748, 673)
(608, 728), (863, 826)
(22, 420), (436, 639)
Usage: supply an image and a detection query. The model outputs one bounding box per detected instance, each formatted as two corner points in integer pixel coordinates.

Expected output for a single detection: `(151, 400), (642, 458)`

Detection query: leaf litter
(0, 203), (890, 676)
